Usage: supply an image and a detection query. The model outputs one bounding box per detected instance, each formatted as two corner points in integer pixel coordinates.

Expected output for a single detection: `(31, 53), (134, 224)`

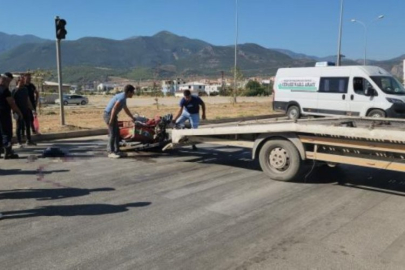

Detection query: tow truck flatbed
(168, 117), (405, 181)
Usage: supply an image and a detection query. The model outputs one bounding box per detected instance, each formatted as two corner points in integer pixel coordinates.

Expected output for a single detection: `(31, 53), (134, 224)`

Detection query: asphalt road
(1, 136), (405, 270)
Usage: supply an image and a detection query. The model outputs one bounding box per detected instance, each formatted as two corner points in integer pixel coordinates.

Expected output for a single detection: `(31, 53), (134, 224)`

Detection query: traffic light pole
(56, 38), (65, 126)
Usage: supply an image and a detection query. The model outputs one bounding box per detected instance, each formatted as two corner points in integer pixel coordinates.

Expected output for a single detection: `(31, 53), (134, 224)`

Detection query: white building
(97, 83), (116, 92)
(205, 84), (221, 96)
(175, 82), (206, 97)
(161, 78), (187, 96)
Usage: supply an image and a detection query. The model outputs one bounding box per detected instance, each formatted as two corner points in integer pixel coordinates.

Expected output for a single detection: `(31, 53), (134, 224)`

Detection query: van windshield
(370, 76), (405, 95)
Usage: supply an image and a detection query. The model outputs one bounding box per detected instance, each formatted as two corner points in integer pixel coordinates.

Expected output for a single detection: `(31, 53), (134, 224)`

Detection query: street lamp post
(351, 15), (384, 65)
(233, 0), (238, 104)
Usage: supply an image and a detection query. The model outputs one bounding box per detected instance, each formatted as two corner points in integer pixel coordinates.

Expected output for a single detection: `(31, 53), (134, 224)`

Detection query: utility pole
(153, 63), (160, 109)
(55, 16), (67, 125)
(336, 0), (344, 66)
(233, 0), (238, 104)
(221, 71), (225, 95)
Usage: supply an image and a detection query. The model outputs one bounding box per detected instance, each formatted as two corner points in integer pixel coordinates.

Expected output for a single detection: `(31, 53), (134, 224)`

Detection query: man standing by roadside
(173, 90), (206, 150)
(0, 72), (22, 159)
(12, 74), (36, 147)
(25, 73), (39, 134)
(103, 84), (136, 159)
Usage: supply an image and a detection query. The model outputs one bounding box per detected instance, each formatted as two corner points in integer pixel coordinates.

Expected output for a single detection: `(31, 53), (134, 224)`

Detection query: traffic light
(55, 17), (67, 40)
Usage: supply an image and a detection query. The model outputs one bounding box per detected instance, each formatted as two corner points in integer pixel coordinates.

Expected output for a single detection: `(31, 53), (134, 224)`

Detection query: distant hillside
(0, 31), (210, 71)
(0, 31), (403, 83)
(0, 32), (49, 54)
(272, 48), (319, 60)
(373, 54), (405, 78)
(0, 31), (310, 81)
(272, 49), (381, 67)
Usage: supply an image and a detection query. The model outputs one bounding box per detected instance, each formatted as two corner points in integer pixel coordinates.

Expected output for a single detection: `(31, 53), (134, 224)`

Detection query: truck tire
(367, 109), (385, 118)
(287, 105), (300, 120)
(259, 139), (302, 181)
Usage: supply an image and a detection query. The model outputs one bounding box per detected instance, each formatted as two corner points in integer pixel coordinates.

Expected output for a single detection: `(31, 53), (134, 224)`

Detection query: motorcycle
(118, 113), (173, 150)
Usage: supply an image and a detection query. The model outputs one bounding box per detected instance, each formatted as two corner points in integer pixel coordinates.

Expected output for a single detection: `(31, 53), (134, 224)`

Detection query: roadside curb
(31, 129), (107, 142)
(28, 114), (285, 142)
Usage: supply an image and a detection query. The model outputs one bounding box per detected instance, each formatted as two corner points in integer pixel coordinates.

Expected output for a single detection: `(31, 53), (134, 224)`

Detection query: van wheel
(259, 140), (302, 181)
(287, 105), (300, 120)
(367, 109), (385, 118)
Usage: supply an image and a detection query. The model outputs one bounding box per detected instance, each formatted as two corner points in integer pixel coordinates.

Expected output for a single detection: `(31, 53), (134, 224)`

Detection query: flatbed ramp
(169, 117), (405, 181)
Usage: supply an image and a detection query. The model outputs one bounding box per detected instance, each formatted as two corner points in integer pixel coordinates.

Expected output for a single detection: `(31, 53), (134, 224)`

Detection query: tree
(246, 80), (261, 90)
(230, 66), (244, 104)
(219, 86), (232, 96)
(31, 69), (52, 93)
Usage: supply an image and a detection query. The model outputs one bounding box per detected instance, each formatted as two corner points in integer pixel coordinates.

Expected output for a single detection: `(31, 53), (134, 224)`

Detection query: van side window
(353, 77), (375, 96)
(319, 77), (349, 93)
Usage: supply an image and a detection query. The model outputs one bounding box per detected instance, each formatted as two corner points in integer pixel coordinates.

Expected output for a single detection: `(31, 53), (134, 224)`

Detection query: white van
(273, 66), (405, 120)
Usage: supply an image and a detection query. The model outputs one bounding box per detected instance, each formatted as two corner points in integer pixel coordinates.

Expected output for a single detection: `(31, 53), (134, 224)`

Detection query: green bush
(244, 80), (271, 96)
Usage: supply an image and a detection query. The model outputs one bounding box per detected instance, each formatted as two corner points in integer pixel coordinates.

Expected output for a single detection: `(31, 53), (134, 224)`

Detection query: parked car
(55, 95), (89, 106)
(38, 97), (46, 104)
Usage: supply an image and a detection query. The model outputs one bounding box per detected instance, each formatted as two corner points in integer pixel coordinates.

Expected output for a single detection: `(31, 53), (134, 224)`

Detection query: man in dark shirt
(173, 90), (206, 128)
(25, 73), (39, 134)
(12, 74), (36, 147)
(0, 72), (22, 159)
(173, 90), (206, 150)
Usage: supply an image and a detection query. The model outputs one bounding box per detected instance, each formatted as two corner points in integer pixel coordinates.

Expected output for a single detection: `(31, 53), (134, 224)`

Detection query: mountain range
(0, 31), (403, 83)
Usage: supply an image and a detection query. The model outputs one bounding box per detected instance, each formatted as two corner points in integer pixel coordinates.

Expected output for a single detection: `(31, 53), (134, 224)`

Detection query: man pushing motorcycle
(103, 84), (137, 158)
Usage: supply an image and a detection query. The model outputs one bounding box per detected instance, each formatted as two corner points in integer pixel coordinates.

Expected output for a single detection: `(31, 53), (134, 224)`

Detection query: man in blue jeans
(103, 85), (137, 158)
(173, 90), (206, 150)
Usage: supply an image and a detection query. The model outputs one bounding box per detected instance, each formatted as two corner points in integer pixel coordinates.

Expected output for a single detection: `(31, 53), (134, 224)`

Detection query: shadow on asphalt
(333, 166), (405, 197)
(0, 187), (115, 201)
(153, 149), (405, 196)
(11, 142), (405, 197)
(181, 149), (261, 171)
(1, 202), (151, 220)
(124, 147), (262, 172)
(294, 163), (405, 196)
(0, 169), (69, 176)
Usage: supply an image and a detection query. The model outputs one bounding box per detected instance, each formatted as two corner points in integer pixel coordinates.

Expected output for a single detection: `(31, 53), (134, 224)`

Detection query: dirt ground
(37, 96), (275, 134)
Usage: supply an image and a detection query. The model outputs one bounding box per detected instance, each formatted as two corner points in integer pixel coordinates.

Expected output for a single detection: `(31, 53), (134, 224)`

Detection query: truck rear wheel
(259, 139), (302, 181)
(287, 105), (300, 120)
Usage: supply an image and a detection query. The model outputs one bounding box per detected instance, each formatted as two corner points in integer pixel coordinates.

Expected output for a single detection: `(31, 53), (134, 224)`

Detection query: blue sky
(1, 0), (404, 60)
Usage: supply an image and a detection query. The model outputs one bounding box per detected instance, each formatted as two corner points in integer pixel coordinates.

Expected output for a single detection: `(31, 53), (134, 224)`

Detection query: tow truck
(166, 117), (405, 181)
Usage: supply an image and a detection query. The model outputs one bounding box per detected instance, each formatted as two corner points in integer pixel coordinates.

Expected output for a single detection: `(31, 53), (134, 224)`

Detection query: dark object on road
(42, 147), (67, 158)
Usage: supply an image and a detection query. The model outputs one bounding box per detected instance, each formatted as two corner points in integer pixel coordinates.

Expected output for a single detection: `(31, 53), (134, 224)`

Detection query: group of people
(104, 85), (206, 158)
(0, 72), (39, 160)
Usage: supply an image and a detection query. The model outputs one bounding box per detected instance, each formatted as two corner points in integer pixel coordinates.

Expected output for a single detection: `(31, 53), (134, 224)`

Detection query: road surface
(1, 136), (405, 269)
